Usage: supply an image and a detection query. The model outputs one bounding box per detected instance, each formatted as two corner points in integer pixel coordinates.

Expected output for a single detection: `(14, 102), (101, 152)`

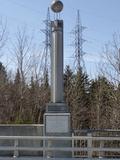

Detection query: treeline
(0, 21), (120, 129)
(0, 62), (120, 130)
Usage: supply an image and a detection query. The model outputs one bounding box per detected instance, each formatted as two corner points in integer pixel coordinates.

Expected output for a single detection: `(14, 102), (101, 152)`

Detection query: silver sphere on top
(51, 0), (63, 13)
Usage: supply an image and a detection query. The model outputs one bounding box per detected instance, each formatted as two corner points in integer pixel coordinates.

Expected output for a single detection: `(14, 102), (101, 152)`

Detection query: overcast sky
(0, 0), (120, 78)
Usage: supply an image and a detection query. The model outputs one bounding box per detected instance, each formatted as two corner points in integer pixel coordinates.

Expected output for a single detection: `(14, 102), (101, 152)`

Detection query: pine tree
(38, 71), (50, 123)
(9, 69), (22, 123)
(71, 68), (90, 129)
(29, 76), (40, 123)
(0, 62), (11, 123)
(64, 65), (74, 109)
(89, 76), (114, 129)
(14, 69), (21, 85)
(0, 62), (7, 86)
(9, 69), (31, 124)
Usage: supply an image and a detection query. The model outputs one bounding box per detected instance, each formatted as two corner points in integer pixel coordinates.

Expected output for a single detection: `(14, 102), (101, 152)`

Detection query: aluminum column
(51, 20), (64, 103)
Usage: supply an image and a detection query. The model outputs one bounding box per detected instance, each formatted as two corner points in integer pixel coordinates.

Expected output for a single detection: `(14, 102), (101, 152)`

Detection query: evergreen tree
(38, 71), (50, 123)
(28, 76), (40, 123)
(28, 71), (50, 124)
(71, 68), (90, 129)
(64, 65), (74, 109)
(0, 62), (7, 86)
(111, 84), (120, 129)
(89, 76), (114, 129)
(14, 68), (21, 85)
(9, 69), (31, 124)
(0, 62), (11, 123)
(9, 69), (22, 123)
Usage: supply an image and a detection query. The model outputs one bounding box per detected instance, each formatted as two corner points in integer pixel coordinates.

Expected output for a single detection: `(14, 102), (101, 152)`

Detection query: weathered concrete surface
(0, 125), (44, 157)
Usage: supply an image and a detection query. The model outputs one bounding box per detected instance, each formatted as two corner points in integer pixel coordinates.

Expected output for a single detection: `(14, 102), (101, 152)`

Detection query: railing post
(13, 139), (19, 158)
(43, 137), (46, 158)
(87, 133), (92, 158)
(72, 133), (74, 158)
(99, 140), (104, 158)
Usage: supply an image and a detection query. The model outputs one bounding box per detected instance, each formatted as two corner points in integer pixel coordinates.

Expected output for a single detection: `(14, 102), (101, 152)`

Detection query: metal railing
(0, 134), (119, 158)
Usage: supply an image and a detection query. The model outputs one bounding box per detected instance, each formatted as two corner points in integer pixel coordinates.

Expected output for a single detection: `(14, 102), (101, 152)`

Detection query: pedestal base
(44, 103), (71, 158)
(46, 103), (68, 113)
(44, 113), (71, 136)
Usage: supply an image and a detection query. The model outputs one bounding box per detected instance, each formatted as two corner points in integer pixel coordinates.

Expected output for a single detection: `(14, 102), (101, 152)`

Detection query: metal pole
(51, 20), (64, 103)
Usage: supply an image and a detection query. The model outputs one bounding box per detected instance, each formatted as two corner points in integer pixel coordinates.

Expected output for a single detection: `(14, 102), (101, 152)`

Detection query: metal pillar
(51, 20), (64, 103)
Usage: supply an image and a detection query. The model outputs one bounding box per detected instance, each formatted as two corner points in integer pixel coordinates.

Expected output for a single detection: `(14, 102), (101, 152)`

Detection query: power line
(0, 1), (44, 31)
(4, 0), (41, 15)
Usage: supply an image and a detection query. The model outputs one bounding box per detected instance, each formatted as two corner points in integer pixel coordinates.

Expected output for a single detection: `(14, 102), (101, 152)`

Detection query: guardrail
(0, 134), (119, 158)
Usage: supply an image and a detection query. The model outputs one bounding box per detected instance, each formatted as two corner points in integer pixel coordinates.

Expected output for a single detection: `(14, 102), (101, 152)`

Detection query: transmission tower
(41, 8), (51, 82)
(72, 10), (86, 71)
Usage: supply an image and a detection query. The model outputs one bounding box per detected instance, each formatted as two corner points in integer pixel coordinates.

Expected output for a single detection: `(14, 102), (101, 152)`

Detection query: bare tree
(10, 27), (34, 122)
(0, 18), (7, 58)
(100, 33), (120, 85)
(99, 33), (120, 129)
(12, 27), (33, 83)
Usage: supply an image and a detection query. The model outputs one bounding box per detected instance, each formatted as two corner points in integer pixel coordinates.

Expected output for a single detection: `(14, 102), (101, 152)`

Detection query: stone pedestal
(44, 112), (70, 135)
(44, 103), (71, 158)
